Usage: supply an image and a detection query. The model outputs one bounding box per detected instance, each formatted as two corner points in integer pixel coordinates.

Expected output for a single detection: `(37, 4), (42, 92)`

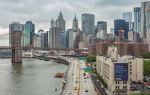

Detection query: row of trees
(86, 55), (96, 63)
(143, 52), (150, 59)
(144, 60), (150, 76)
(142, 52), (150, 76)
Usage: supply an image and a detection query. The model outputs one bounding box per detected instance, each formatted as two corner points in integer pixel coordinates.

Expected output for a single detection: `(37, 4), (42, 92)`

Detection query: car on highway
(68, 91), (72, 94)
(74, 87), (77, 90)
(85, 89), (88, 92)
(75, 80), (78, 83)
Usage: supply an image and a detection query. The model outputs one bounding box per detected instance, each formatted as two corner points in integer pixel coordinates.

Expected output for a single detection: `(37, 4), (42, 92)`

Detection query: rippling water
(0, 58), (67, 95)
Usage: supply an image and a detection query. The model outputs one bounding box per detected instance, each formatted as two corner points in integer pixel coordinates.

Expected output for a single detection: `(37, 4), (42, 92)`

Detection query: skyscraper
(97, 21), (107, 32)
(73, 14), (78, 30)
(123, 12), (132, 31)
(134, 7), (141, 34)
(82, 13), (95, 36)
(141, 1), (150, 51)
(114, 19), (129, 39)
(48, 27), (62, 49)
(50, 19), (55, 28)
(23, 21), (35, 47)
(66, 29), (74, 48)
(56, 12), (65, 32)
(72, 15), (80, 49)
(96, 21), (107, 39)
(37, 29), (45, 48)
(141, 1), (150, 39)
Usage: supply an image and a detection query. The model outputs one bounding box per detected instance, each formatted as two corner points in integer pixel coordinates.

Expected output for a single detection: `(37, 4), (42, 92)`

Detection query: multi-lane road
(62, 58), (79, 95)
(79, 60), (97, 95)
(62, 58), (97, 95)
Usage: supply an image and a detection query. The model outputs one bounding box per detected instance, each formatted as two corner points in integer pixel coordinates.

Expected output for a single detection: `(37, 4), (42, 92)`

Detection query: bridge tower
(9, 22), (23, 64)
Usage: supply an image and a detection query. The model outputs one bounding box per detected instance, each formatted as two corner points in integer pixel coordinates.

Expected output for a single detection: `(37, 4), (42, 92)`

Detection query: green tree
(144, 60), (150, 76)
(86, 55), (96, 62)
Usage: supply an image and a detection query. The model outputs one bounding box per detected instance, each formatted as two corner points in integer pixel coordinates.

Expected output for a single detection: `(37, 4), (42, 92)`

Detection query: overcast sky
(0, 0), (146, 34)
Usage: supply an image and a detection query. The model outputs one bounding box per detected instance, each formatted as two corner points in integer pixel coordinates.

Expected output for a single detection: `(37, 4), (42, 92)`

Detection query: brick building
(89, 41), (148, 57)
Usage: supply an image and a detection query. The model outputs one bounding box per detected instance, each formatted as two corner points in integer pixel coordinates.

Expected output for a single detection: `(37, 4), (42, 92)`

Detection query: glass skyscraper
(97, 21), (107, 32)
(123, 12), (132, 31)
(114, 19), (129, 39)
(82, 13), (95, 36)
(23, 21), (35, 47)
(141, 1), (150, 39)
(134, 7), (141, 34)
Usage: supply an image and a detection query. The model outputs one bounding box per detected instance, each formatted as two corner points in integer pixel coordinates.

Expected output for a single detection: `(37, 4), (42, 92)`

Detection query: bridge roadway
(61, 58), (97, 95)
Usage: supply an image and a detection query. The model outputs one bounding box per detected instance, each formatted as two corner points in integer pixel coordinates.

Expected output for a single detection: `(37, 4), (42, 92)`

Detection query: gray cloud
(0, 0), (144, 33)
(96, 0), (136, 7)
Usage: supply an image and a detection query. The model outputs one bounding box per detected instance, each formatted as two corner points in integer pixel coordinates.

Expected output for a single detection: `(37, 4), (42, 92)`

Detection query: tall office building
(23, 21), (35, 47)
(82, 13), (95, 36)
(97, 21), (107, 33)
(44, 31), (48, 49)
(51, 19), (55, 28)
(72, 15), (80, 49)
(114, 19), (129, 39)
(123, 12), (132, 31)
(56, 12), (65, 32)
(96, 21), (107, 39)
(134, 7), (141, 34)
(66, 29), (74, 48)
(37, 29), (45, 49)
(141, 1), (150, 51)
(141, 1), (150, 39)
(73, 14), (78, 30)
(48, 27), (62, 49)
(33, 34), (41, 48)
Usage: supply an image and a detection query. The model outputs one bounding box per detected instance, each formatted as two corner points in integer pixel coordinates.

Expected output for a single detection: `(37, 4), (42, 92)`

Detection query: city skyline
(0, 0), (146, 34)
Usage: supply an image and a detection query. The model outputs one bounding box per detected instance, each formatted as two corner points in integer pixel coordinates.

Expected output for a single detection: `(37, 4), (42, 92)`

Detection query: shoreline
(60, 58), (71, 95)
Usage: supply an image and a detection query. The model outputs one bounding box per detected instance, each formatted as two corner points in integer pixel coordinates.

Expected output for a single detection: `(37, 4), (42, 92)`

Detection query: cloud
(0, 0), (144, 34)
(95, 0), (141, 7)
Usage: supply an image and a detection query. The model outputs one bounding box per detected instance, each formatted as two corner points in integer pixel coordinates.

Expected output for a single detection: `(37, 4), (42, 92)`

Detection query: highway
(79, 60), (97, 95)
(62, 58), (79, 95)
(62, 58), (97, 95)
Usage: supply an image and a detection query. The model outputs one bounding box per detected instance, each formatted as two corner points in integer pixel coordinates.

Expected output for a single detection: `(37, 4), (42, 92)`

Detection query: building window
(130, 72), (132, 74)
(123, 86), (127, 89)
(130, 65), (132, 68)
(116, 86), (117, 89)
(116, 81), (119, 84)
(123, 81), (127, 84)
(115, 86), (120, 89)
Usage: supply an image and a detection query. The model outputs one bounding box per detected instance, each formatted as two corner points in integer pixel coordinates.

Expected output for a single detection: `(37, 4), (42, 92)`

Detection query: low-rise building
(96, 45), (143, 95)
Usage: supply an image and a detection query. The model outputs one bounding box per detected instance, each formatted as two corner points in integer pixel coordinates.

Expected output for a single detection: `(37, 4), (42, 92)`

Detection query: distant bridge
(0, 46), (81, 51)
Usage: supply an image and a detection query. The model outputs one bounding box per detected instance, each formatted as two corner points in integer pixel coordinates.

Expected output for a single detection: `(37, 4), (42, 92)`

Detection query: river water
(0, 58), (68, 95)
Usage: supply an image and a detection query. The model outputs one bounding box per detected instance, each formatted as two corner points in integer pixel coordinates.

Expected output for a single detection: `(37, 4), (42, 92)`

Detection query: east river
(0, 58), (68, 95)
